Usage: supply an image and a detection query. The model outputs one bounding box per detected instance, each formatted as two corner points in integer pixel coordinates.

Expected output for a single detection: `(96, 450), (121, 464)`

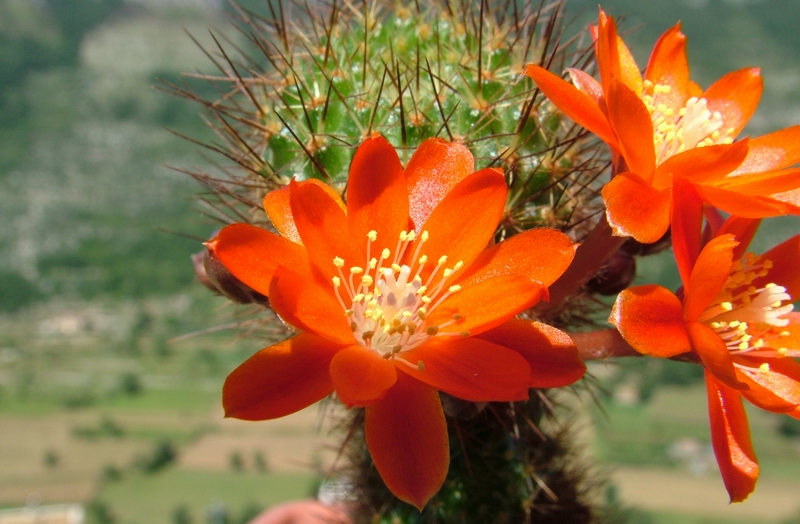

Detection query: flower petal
(208, 223), (310, 297)
(688, 321), (747, 390)
(655, 140), (750, 187)
(714, 168), (800, 196)
(365, 372), (448, 510)
(329, 345), (397, 408)
(735, 356), (800, 413)
(524, 64), (618, 148)
(609, 285), (691, 358)
(417, 167), (507, 274)
(671, 177), (705, 288)
(289, 179), (353, 278)
(772, 313), (800, 354)
(263, 180), (345, 244)
(347, 134), (410, 255)
(222, 333), (338, 420)
(683, 234), (737, 322)
(607, 81), (656, 180)
(692, 184), (789, 218)
(567, 68), (604, 105)
(596, 10), (643, 97)
(602, 171), (671, 243)
(732, 124), (800, 174)
(718, 217), (761, 260)
(404, 137), (474, 231)
(400, 336), (531, 401)
(704, 68), (762, 138)
(705, 371), (759, 503)
(644, 23), (690, 110)
(476, 319), (586, 388)
(757, 234), (800, 299)
(456, 228), (576, 288)
(426, 275), (544, 337)
(269, 266), (354, 345)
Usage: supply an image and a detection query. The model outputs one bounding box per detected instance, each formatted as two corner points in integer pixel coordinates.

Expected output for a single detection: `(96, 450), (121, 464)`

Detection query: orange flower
(525, 9), (800, 243)
(206, 135), (586, 508)
(610, 220), (800, 502)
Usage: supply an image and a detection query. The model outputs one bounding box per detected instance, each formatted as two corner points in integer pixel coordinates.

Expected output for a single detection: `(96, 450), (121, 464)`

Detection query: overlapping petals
(210, 134), (586, 508)
(611, 226), (800, 501)
(525, 9), (800, 244)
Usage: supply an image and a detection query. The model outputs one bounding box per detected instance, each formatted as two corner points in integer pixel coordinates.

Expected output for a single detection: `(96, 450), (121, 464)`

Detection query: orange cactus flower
(524, 9), (800, 243)
(610, 219), (800, 502)
(206, 135), (586, 509)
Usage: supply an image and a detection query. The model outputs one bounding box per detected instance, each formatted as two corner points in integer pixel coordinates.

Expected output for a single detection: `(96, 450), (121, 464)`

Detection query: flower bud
(195, 244), (268, 306)
(586, 250), (636, 296)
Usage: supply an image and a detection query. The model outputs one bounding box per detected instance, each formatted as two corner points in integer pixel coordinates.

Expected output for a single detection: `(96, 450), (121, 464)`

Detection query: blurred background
(0, 1), (799, 523)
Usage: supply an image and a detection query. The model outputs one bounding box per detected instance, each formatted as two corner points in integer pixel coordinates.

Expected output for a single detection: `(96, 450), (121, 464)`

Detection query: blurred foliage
(137, 439), (178, 473)
(778, 416), (800, 439)
(0, 0), (122, 90)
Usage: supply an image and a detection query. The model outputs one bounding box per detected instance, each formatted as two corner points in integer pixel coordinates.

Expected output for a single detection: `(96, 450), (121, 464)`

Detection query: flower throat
(331, 230), (468, 362)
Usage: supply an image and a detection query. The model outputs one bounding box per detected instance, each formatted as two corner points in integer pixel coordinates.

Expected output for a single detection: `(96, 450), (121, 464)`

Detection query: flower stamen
(699, 253), (794, 355)
(332, 230), (465, 357)
(642, 81), (735, 165)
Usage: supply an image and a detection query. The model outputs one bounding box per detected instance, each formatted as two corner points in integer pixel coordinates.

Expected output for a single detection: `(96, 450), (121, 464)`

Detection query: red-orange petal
(524, 64), (618, 149)
(704, 68), (762, 138)
(404, 137), (474, 231)
(289, 179), (352, 278)
(209, 223), (311, 297)
(417, 168), (507, 275)
(613, 27), (644, 98)
(364, 372), (448, 509)
(757, 234), (800, 299)
(602, 172), (671, 243)
(671, 177), (705, 288)
(609, 285), (691, 358)
(263, 180), (345, 244)
(400, 337), (531, 401)
(771, 313), (800, 353)
(456, 228), (576, 289)
(329, 345), (397, 408)
(269, 266), (354, 345)
(692, 184), (789, 218)
(476, 319), (586, 388)
(683, 234), (737, 322)
(222, 333), (339, 420)
(426, 275), (544, 337)
(655, 140), (750, 187)
(705, 371), (759, 503)
(714, 168), (800, 196)
(607, 81), (656, 180)
(732, 124), (800, 174)
(718, 217), (761, 260)
(595, 11), (643, 98)
(688, 321), (747, 390)
(735, 356), (800, 413)
(346, 134), (410, 256)
(644, 23), (690, 109)
(567, 68), (604, 106)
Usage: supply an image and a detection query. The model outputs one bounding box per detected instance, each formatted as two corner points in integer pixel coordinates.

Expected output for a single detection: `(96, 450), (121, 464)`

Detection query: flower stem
(570, 328), (640, 360)
(538, 213), (627, 313)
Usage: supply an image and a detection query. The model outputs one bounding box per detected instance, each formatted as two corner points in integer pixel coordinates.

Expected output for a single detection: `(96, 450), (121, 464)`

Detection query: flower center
(331, 230), (467, 365)
(642, 80), (736, 165)
(696, 253), (794, 357)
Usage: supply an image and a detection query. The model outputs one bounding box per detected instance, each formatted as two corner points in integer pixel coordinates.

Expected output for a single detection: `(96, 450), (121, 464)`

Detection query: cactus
(173, 0), (611, 521)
